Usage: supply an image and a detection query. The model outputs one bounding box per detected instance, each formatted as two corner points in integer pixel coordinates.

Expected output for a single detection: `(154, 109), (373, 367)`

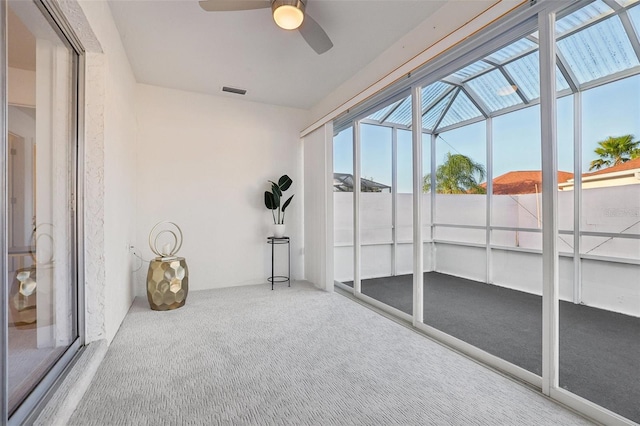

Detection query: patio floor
(343, 272), (640, 423)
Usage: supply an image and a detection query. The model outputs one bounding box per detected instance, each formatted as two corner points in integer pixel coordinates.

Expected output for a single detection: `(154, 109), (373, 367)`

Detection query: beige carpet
(68, 282), (592, 425)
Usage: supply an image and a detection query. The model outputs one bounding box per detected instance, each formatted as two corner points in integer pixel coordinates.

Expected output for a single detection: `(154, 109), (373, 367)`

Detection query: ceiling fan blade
(298, 14), (333, 55)
(199, 0), (270, 12)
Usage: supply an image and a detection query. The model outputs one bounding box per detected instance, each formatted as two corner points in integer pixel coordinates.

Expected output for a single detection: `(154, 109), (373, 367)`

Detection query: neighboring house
(559, 157), (640, 190)
(334, 173), (391, 193)
(481, 171), (574, 195)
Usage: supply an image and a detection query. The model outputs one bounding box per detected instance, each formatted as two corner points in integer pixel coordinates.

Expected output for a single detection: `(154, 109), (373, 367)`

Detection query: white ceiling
(107, 0), (449, 110)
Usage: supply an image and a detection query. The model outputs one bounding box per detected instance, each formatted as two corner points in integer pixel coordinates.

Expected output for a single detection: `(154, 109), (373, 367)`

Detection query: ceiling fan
(199, 0), (333, 54)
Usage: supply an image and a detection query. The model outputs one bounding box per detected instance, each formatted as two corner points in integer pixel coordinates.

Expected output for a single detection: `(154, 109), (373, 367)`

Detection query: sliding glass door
(3, 0), (81, 422)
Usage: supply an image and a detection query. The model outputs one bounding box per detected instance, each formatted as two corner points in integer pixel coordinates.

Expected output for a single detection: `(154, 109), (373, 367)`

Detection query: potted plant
(264, 174), (294, 238)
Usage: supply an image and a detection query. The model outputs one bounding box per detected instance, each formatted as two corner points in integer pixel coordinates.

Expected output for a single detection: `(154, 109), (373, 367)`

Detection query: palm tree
(423, 153), (486, 194)
(589, 134), (640, 171)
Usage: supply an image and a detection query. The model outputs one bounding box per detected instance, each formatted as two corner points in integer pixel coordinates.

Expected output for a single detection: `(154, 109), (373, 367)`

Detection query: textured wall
(58, 0), (138, 343)
(82, 51), (107, 343)
(78, 0), (138, 343)
(57, 0), (107, 343)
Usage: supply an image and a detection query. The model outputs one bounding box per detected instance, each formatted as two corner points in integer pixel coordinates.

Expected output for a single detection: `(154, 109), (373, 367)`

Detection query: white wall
(135, 84), (308, 294)
(8, 67), (35, 107)
(79, 0), (137, 343)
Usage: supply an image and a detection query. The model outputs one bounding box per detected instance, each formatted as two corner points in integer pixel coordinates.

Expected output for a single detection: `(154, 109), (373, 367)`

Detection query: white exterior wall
(561, 175), (640, 190)
(135, 84), (308, 294)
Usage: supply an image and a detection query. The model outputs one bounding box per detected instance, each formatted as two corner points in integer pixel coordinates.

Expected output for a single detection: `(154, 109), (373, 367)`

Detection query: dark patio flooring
(343, 272), (640, 423)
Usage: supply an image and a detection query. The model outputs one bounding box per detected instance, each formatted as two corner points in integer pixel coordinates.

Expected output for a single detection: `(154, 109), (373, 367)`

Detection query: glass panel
(466, 69), (523, 112)
(557, 15), (639, 85)
(384, 96), (412, 127)
(366, 100), (401, 123)
(422, 133), (432, 241)
(504, 51), (571, 100)
(557, 95), (575, 240)
(397, 130), (413, 198)
(625, 5), (640, 41)
(421, 81), (453, 110)
(490, 103), (542, 375)
(396, 129), (414, 310)
(437, 91), (483, 130)
(558, 48), (640, 423)
(434, 121), (487, 228)
(581, 235), (640, 259)
(486, 38), (538, 64)
(451, 60), (493, 81)
(492, 105), (542, 230)
(434, 226), (485, 244)
(7, 0), (77, 415)
(491, 229), (542, 249)
(359, 115), (413, 314)
(556, 0), (613, 36)
(422, 90), (455, 131)
(560, 257), (640, 423)
(333, 127), (354, 285)
(617, 0), (640, 7)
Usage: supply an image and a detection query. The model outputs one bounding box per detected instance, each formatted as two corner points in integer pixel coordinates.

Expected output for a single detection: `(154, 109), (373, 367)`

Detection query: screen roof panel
(437, 91), (483, 130)
(557, 15), (640, 84)
(465, 69), (523, 112)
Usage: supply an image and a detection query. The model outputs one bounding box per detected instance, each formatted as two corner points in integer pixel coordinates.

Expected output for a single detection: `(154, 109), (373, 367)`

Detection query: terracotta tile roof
(481, 170), (574, 195)
(582, 157), (640, 178)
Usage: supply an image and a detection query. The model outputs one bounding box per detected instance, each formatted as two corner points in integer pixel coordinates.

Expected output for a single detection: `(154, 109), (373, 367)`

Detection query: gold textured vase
(146, 257), (189, 311)
(9, 266), (38, 328)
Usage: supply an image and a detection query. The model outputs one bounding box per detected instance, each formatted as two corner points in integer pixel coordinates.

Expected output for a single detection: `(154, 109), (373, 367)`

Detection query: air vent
(222, 86), (247, 95)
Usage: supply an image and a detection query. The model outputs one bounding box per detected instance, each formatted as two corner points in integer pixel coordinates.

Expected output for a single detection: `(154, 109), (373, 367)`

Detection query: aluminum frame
(391, 127), (398, 276)
(352, 122), (361, 295)
(539, 8), (560, 396)
(1, 0), (8, 421)
(411, 85), (423, 326)
(4, 0), (85, 422)
(485, 117), (493, 284)
(573, 92), (583, 304)
(356, 0), (640, 137)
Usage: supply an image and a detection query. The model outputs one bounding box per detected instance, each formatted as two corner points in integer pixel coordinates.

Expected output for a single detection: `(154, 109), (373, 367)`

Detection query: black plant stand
(267, 236), (290, 290)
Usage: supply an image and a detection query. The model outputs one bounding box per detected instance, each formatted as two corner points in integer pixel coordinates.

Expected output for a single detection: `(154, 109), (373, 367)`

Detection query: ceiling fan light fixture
(272, 0), (305, 30)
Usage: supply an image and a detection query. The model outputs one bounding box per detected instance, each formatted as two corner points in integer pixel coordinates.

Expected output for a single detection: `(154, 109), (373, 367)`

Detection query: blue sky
(334, 74), (640, 193)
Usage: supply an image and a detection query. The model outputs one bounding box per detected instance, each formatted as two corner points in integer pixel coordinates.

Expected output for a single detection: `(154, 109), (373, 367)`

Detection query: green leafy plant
(264, 174), (294, 224)
(423, 153), (486, 194)
(589, 134), (640, 171)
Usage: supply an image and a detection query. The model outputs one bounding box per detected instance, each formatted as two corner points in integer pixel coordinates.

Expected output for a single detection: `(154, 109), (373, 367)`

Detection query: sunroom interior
(333, 0), (639, 423)
(3, 0), (640, 424)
